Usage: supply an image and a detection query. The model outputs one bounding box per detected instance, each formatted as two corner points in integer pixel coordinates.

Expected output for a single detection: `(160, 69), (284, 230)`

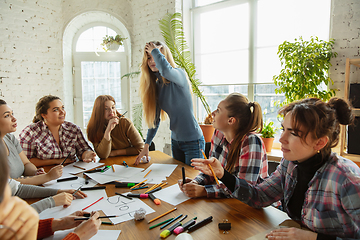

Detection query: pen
(115, 182), (139, 188)
(187, 216), (213, 232)
(123, 161), (128, 168)
(60, 152), (71, 165)
(84, 175), (89, 185)
(149, 218), (174, 229)
(74, 215), (120, 220)
(101, 165), (111, 173)
(182, 167), (186, 185)
(131, 186), (149, 190)
(115, 192), (133, 200)
(146, 186), (162, 194)
(130, 179), (148, 190)
(102, 221), (113, 225)
(80, 186), (106, 191)
(127, 193), (148, 198)
(173, 217), (197, 235)
(72, 186), (82, 196)
(120, 111), (128, 118)
(85, 168), (103, 173)
(57, 176), (78, 182)
(160, 214), (183, 229)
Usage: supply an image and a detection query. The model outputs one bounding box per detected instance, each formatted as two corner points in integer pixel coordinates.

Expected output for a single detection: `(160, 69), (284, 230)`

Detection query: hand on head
(145, 42), (161, 54)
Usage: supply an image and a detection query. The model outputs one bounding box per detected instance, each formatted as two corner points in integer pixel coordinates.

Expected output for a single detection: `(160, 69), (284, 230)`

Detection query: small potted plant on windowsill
(261, 119), (278, 153)
(101, 34), (127, 52)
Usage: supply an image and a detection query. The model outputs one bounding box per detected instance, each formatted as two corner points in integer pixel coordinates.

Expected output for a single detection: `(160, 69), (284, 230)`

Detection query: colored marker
(149, 218), (174, 230)
(82, 197), (104, 211)
(160, 222), (182, 238)
(115, 182), (139, 188)
(146, 186), (162, 194)
(160, 214), (183, 229)
(101, 165), (111, 172)
(182, 166), (186, 185)
(148, 193), (161, 205)
(187, 216), (213, 232)
(127, 193), (148, 198)
(84, 175), (89, 185)
(131, 186), (149, 190)
(148, 208), (177, 223)
(80, 186), (106, 191)
(115, 192), (133, 200)
(101, 221), (113, 225)
(84, 168), (102, 173)
(57, 176), (78, 182)
(123, 161), (128, 168)
(60, 152), (71, 165)
(173, 217), (197, 235)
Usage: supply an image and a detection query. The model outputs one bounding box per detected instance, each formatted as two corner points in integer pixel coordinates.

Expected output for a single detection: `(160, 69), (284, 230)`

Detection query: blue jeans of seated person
(171, 136), (205, 166)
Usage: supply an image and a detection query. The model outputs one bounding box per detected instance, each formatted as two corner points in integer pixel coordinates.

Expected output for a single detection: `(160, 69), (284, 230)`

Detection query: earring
(317, 150), (320, 153)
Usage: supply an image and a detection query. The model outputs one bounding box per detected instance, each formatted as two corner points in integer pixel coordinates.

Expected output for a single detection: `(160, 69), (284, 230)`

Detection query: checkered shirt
(233, 153), (360, 239)
(194, 129), (268, 198)
(19, 121), (92, 161)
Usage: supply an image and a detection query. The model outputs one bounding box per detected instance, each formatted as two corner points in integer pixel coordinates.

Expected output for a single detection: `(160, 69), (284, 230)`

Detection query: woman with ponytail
(179, 93), (268, 198)
(192, 97), (360, 239)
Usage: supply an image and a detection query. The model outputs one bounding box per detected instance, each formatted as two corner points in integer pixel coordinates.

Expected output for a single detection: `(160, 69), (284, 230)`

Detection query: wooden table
(31, 151), (289, 240)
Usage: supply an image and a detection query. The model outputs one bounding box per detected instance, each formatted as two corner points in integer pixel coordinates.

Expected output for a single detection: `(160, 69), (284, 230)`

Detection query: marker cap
(160, 230), (170, 238)
(173, 226), (184, 235)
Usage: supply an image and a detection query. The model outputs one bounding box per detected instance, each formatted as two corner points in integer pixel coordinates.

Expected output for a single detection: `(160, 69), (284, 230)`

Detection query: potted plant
(159, 13), (214, 142)
(261, 119), (278, 152)
(101, 34), (127, 52)
(273, 36), (337, 106)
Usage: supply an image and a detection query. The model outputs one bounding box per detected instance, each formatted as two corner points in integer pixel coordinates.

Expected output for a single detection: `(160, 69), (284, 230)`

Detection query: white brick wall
(0, 0), (358, 153)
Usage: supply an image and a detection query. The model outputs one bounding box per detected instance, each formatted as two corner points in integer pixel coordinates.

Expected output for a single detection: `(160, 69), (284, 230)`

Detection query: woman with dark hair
(86, 95), (144, 159)
(136, 41), (205, 165)
(0, 141), (101, 240)
(192, 98), (360, 239)
(179, 93), (268, 198)
(19, 95), (96, 167)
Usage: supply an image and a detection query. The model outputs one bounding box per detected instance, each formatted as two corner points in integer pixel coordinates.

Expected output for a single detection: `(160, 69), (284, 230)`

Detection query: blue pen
(160, 214), (183, 229)
(101, 165), (111, 172)
(123, 161), (128, 168)
(132, 186), (149, 190)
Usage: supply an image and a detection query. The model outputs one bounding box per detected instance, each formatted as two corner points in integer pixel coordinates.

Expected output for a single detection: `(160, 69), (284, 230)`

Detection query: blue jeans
(171, 136), (205, 166)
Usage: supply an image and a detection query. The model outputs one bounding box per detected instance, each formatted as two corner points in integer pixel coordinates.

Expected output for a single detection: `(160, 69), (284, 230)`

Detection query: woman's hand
(46, 165), (63, 181)
(73, 211), (101, 240)
(266, 228), (317, 240)
(36, 168), (46, 175)
(57, 189), (87, 199)
(145, 42), (161, 54)
(52, 211), (90, 232)
(191, 157), (224, 179)
(134, 144), (149, 165)
(52, 192), (73, 208)
(0, 196), (39, 240)
(82, 151), (97, 163)
(178, 178), (206, 198)
(105, 117), (119, 134)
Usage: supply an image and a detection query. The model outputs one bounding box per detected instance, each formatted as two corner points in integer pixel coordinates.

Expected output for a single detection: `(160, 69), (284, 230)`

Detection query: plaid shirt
(19, 121), (92, 161)
(194, 129), (268, 198)
(231, 153), (360, 239)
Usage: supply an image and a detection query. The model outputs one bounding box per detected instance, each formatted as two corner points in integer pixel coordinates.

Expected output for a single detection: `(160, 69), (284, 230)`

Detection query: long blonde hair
(139, 41), (177, 128)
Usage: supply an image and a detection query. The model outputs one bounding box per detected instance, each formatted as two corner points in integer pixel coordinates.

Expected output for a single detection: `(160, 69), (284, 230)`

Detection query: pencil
(159, 182), (167, 188)
(143, 169), (152, 178)
(112, 165), (115, 172)
(73, 165), (86, 170)
(145, 183), (159, 193)
(149, 217), (174, 229)
(130, 179), (147, 190)
(82, 197), (104, 211)
(148, 207), (177, 223)
(201, 149), (220, 185)
(60, 152), (71, 165)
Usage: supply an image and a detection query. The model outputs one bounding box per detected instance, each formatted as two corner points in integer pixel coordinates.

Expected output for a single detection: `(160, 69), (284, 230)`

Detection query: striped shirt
(19, 121), (92, 161)
(194, 129), (268, 198)
(232, 153), (360, 239)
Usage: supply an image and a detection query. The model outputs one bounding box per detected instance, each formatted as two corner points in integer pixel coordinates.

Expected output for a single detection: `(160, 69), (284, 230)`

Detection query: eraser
(173, 226), (184, 235)
(160, 230), (171, 238)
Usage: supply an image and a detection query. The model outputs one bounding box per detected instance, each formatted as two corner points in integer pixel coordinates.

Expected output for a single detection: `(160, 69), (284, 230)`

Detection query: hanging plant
(101, 34), (127, 52)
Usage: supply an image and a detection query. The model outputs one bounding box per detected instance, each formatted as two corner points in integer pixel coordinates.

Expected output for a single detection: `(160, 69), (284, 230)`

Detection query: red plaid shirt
(19, 121), (92, 161)
(194, 129), (268, 198)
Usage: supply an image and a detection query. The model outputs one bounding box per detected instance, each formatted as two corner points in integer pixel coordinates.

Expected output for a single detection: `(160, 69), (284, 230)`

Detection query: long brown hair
(279, 97), (354, 159)
(33, 95), (61, 123)
(139, 41), (176, 128)
(87, 95), (121, 144)
(224, 93), (263, 172)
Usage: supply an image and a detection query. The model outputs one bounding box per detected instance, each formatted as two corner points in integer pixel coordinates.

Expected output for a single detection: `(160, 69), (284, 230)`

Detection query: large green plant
(273, 36), (337, 106)
(159, 12), (212, 122)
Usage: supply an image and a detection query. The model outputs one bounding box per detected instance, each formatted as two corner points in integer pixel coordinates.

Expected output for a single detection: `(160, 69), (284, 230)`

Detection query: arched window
(73, 25), (128, 131)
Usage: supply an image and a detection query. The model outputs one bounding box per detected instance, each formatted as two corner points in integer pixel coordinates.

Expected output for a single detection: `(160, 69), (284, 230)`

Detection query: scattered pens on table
(131, 186), (149, 190)
(123, 161), (128, 168)
(148, 207), (177, 223)
(149, 218), (174, 229)
(82, 197), (104, 211)
(111, 165), (115, 172)
(130, 179), (147, 190)
(115, 192), (133, 200)
(72, 186), (82, 196)
(201, 149), (220, 185)
(74, 215), (120, 220)
(60, 152), (71, 165)
(143, 169), (152, 178)
(101, 165), (111, 173)
(160, 214), (183, 229)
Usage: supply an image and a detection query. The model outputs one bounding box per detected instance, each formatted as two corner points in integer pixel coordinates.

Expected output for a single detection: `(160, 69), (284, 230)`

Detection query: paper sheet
(43, 230), (121, 240)
(101, 192), (155, 224)
(153, 184), (190, 206)
(39, 189), (108, 219)
(84, 165), (144, 184)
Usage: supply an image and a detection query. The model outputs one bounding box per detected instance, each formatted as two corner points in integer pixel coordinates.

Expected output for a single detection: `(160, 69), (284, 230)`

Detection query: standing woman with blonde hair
(179, 93), (268, 198)
(135, 41), (204, 165)
(87, 95), (144, 159)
